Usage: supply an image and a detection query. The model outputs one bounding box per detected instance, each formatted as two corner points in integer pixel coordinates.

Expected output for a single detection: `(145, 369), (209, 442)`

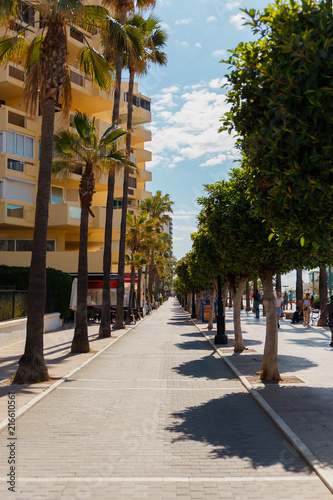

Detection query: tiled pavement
(0, 299), (331, 498)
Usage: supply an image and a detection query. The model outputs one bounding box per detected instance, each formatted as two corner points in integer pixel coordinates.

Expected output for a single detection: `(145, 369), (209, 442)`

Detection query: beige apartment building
(0, 4), (152, 277)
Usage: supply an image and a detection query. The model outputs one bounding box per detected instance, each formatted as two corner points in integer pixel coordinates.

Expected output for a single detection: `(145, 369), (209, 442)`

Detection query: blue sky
(138, 0), (270, 261)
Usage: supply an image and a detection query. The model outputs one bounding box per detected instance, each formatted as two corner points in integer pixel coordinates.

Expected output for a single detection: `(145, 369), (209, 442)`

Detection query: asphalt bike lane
(0, 298), (331, 499)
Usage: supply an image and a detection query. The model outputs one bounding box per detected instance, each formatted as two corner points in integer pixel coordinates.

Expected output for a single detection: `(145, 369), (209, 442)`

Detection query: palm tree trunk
(13, 100), (56, 383)
(296, 269), (303, 303)
(318, 266), (328, 326)
(114, 68), (135, 328)
(100, 32), (123, 333)
(127, 264), (136, 323)
(71, 201), (90, 353)
(99, 172), (115, 337)
(260, 267), (281, 381)
(137, 267), (142, 307)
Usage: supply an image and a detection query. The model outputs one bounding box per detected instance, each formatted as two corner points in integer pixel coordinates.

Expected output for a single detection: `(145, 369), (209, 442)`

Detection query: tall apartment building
(0, 3), (152, 278)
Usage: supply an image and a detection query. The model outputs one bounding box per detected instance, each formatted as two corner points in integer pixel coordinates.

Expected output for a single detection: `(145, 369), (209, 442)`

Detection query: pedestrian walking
(288, 290), (293, 309)
(302, 292), (311, 328)
(283, 291), (289, 310)
(276, 292), (283, 328)
(253, 289), (261, 318)
(321, 294), (333, 347)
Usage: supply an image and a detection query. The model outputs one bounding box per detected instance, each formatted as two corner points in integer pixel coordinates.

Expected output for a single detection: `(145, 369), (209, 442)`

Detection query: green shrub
(312, 297), (320, 309)
(0, 265), (72, 319)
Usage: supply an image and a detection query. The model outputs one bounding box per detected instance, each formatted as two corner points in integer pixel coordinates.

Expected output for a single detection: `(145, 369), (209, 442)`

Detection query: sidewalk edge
(191, 318), (333, 495)
(0, 325), (136, 434)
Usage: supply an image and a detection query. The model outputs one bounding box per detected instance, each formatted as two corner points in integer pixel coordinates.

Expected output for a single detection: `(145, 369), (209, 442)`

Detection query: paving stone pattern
(0, 299), (331, 499)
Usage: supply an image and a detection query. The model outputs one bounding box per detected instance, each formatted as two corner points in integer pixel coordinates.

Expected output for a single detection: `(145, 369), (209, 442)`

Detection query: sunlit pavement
(194, 304), (333, 493)
(0, 299), (331, 498)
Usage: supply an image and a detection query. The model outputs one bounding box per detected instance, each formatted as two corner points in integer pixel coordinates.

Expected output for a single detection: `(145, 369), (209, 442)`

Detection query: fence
(0, 287), (58, 322)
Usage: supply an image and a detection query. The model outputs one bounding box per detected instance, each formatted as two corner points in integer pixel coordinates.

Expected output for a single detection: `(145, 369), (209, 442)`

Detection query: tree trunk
(318, 266), (328, 326)
(99, 172), (115, 338)
(127, 264), (136, 323)
(208, 287), (216, 330)
(296, 269), (303, 304)
(260, 268), (281, 381)
(230, 277), (247, 353)
(13, 100), (57, 383)
(196, 291), (203, 319)
(245, 281), (251, 311)
(72, 164), (94, 353)
(114, 67), (135, 329)
(276, 273), (282, 293)
(137, 267), (142, 307)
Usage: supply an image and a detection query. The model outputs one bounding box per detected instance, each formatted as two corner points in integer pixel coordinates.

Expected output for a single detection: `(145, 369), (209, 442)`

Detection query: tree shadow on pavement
(166, 392), (311, 473)
(254, 384), (333, 468)
(229, 353), (318, 378)
(173, 354), (235, 381)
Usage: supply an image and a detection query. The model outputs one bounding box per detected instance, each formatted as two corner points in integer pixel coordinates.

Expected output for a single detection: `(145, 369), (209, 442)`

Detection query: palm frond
(99, 124), (127, 147)
(0, 34), (28, 64)
(25, 35), (42, 73)
(52, 159), (76, 178)
(78, 46), (114, 91)
(57, 0), (85, 19)
(0, 0), (18, 24)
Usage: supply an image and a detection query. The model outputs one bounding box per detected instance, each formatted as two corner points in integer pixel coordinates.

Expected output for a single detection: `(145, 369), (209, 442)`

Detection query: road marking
(0, 475), (319, 483)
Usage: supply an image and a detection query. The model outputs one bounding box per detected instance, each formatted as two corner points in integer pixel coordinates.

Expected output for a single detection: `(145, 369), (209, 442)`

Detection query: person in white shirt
(302, 292), (311, 328)
(276, 292), (283, 329)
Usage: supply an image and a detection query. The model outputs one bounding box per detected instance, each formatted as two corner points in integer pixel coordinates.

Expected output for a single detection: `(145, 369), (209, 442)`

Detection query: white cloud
(230, 13), (247, 30)
(206, 16), (218, 22)
(209, 78), (227, 89)
(212, 49), (227, 58)
(173, 236), (186, 241)
(226, 2), (240, 10)
(162, 85), (180, 94)
(174, 225), (198, 233)
(195, 42), (202, 49)
(175, 18), (193, 25)
(147, 86), (237, 171)
(176, 41), (189, 46)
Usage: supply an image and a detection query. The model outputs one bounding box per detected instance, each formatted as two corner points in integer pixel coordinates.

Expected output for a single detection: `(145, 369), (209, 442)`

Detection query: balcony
(0, 65), (25, 100)
(0, 105), (38, 135)
(48, 203), (123, 230)
(137, 168), (152, 182)
(131, 126), (152, 145)
(0, 200), (35, 227)
(68, 65), (113, 115)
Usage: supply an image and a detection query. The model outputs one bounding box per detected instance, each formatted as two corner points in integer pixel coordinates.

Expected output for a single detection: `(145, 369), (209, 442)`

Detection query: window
(8, 111), (25, 128)
(69, 206), (81, 219)
(51, 186), (63, 205)
(2, 132), (34, 159)
(7, 179), (35, 204)
(70, 70), (84, 87)
(9, 66), (25, 82)
(140, 98), (151, 111)
(20, 3), (34, 24)
(7, 204), (23, 218)
(128, 176), (137, 189)
(114, 200), (122, 209)
(70, 27), (84, 43)
(0, 239), (55, 251)
(0, 240), (15, 251)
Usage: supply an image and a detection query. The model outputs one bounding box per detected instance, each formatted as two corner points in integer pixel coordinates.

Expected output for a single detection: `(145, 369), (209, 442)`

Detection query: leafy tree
(198, 169), (308, 379)
(0, 0), (112, 383)
(220, 0), (333, 251)
(53, 111), (132, 347)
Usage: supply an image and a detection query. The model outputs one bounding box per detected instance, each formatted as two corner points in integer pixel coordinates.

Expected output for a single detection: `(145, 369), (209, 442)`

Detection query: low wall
(0, 313), (62, 348)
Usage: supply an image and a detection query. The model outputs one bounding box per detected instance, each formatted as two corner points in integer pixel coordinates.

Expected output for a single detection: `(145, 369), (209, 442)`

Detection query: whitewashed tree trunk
(230, 277), (247, 352)
(260, 269), (281, 381)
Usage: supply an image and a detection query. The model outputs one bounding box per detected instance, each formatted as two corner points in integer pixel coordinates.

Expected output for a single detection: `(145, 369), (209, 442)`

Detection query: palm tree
(0, 0), (112, 383)
(98, 14), (143, 336)
(140, 191), (173, 303)
(53, 111), (132, 350)
(114, 13), (167, 328)
(99, 0), (156, 333)
(125, 212), (155, 317)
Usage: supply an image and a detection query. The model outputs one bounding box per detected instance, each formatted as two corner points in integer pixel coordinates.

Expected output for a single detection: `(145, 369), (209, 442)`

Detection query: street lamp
(215, 274), (228, 345)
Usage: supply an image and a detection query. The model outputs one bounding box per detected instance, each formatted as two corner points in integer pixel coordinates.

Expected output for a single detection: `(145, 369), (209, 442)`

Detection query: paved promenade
(0, 299), (332, 499)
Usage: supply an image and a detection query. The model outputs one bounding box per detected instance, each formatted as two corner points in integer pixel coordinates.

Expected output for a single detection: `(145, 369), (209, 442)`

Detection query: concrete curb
(0, 315), (148, 434)
(191, 317), (333, 495)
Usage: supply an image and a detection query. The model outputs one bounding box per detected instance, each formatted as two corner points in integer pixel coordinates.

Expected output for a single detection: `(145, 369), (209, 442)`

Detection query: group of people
(252, 288), (333, 347)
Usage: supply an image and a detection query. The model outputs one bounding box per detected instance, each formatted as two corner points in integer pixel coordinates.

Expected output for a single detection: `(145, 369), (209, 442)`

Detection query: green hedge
(0, 265), (72, 319)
